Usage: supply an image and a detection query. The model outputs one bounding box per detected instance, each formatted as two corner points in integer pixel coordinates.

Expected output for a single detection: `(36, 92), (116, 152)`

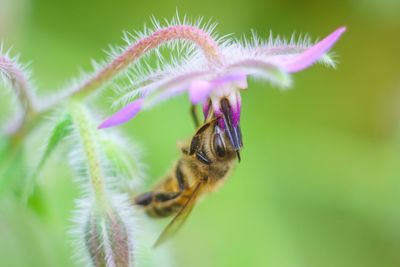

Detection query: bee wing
(153, 181), (204, 248)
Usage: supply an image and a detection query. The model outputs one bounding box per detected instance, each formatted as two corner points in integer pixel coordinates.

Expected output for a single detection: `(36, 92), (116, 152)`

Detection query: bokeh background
(1, 0), (400, 266)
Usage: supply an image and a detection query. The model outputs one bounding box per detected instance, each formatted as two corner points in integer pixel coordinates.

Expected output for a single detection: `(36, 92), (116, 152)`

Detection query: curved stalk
(0, 54), (37, 135)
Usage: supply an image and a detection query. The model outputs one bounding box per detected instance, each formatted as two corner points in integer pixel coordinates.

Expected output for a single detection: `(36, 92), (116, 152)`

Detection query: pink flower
(99, 25), (346, 152)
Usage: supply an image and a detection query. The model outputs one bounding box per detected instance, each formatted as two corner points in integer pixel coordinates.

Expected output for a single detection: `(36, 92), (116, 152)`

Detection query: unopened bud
(85, 204), (133, 267)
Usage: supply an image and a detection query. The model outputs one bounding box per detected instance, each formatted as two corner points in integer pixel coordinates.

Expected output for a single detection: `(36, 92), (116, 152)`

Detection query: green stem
(69, 102), (106, 202)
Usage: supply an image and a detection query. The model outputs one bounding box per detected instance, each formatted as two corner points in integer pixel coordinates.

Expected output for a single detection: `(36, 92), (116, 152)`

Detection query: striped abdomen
(134, 161), (195, 218)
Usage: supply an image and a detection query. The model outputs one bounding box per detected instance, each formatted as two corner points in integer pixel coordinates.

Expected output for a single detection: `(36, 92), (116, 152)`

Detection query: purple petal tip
(98, 99), (144, 129)
(282, 26), (346, 73)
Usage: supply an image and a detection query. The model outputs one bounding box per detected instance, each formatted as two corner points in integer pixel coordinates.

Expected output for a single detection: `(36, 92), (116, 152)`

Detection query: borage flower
(99, 20), (346, 153)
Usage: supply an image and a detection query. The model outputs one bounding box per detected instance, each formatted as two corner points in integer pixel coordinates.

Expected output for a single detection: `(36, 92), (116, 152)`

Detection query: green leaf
(36, 113), (73, 172)
(23, 113), (73, 202)
(0, 147), (25, 198)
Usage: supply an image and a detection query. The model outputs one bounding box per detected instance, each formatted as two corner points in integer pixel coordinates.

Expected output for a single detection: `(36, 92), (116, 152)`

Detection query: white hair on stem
(37, 12), (228, 113)
(0, 44), (38, 134)
(66, 103), (144, 267)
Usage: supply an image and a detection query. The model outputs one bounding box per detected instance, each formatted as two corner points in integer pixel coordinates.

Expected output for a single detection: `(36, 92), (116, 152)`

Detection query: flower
(99, 24), (346, 152)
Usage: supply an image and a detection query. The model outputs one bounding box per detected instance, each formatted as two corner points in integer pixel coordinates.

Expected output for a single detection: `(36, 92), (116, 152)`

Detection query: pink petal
(235, 76), (248, 89)
(144, 83), (191, 108)
(189, 80), (213, 104)
(228, 91), (242, 127)
(189, 73), (248, 104)
(212, 73), (248, 88)
(138, 71), (212, 108)
(226, 59), (291, 87)
(98, 99), (144, 129)
(281, 27), (346, 73)
(140, 71), (211, 96)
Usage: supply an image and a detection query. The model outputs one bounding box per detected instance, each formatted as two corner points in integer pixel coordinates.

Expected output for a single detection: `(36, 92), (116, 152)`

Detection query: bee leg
(135, 192), (154, 206)
(190, 105), (200, 128)
(175, 162), (186, 191)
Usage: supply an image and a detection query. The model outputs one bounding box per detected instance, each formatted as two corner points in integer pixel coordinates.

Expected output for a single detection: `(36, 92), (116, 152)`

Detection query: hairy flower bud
(84, 202), (134, 267)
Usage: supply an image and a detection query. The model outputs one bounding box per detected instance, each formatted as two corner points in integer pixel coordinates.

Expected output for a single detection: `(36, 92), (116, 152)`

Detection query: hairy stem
(0, 55), (36, 113)
(0, 54), (37, 136)
(69, 25), (222, 100)
(3, 111), (24, 135)
(70, 102), (105, 201)
(3, 24), (223, 155)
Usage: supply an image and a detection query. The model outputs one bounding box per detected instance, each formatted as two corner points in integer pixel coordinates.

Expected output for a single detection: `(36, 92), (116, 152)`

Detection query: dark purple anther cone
(219, 98), (243, 153)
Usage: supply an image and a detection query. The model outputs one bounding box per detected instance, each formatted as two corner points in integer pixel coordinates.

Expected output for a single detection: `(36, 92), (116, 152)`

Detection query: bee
(134, 112), (239, 247)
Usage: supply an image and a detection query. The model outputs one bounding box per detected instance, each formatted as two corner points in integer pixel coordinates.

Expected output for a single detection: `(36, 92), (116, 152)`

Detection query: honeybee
(134, 112), (239, 247)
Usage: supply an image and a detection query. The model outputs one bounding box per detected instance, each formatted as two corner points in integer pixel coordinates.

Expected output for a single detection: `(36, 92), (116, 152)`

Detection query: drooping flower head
(98, 16), (346, 155)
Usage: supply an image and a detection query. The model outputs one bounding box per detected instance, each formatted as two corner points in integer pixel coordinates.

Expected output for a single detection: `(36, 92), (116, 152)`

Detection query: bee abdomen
(135, 191), (191, 218)
(135, 190), (189, 218)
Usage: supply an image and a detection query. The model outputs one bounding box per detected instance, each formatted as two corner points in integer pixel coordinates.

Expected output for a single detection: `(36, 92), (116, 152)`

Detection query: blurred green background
(1, 0), (400, 266)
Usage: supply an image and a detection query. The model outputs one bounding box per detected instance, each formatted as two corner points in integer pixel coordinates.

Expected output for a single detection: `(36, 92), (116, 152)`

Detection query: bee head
(189, 119), (237, 164)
